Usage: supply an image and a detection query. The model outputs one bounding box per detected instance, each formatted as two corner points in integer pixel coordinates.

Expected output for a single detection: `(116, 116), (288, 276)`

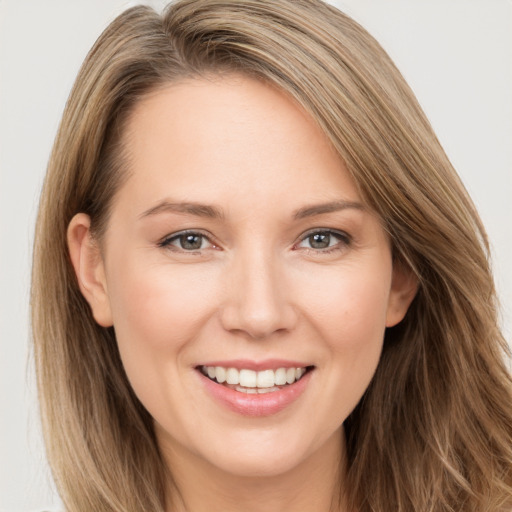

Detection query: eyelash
(158, 229), (351, 255)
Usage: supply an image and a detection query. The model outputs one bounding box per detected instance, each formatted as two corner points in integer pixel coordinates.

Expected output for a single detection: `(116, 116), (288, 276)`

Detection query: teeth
(239, 369), (257, 387)
(256, 386), (280, 394)
(226, 367), (239, 385)
(215, 366), (226, 383)
(257, 369), (274, 388)
(235, 385), (281, 394)
(201, 365), (308, 390)
(275, 368), (287, 386)
(235, 386), (258, 394)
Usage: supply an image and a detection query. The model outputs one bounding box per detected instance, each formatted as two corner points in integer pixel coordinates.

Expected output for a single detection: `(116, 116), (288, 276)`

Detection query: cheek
(303, 261), (391, 413)
(108, 260), (219, 347)
(300, 261), (392, 351)
(104, 258), (223, 423)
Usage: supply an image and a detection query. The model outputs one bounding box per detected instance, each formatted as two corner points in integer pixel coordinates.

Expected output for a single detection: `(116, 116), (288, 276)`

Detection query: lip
(196, 364), (313, 417)
(196, 359), (309, 371)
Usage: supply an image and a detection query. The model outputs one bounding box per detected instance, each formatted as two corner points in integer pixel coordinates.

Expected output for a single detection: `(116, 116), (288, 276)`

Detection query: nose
(220, 248), (298, 339)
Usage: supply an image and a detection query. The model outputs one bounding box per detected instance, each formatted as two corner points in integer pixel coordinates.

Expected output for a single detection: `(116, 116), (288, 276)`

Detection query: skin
(68, 75), (417, 512)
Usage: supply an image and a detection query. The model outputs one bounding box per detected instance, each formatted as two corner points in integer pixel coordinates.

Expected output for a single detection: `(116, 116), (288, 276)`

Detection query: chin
(206, 448), (310, 479)
(194, 425), (340, 480)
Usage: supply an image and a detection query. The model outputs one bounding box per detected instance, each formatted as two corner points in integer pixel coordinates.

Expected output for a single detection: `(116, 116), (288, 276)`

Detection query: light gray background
(1, 1), (511, 510)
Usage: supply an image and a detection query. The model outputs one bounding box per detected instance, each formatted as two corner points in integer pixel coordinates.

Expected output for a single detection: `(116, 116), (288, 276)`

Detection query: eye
(295, 230), (350, 252)
(158, 231), (214, 252)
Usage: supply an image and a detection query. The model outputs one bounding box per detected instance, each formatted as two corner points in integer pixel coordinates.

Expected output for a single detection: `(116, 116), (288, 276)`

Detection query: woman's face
(71, 75), (415, 479)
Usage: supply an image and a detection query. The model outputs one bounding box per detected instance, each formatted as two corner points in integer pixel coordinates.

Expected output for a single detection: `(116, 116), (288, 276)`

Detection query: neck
(160, 428), (348, 512)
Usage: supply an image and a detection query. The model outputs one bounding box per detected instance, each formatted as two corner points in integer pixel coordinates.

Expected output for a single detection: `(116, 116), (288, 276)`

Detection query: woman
(31, 0), (512, 511)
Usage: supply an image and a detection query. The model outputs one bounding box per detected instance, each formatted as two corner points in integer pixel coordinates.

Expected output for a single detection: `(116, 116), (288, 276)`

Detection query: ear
(67, 213), (113, 327)
(386, 260), (418, 327)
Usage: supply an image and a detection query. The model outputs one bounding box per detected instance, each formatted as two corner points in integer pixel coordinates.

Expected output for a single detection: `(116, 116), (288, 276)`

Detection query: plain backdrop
(1, 1), (511, 510)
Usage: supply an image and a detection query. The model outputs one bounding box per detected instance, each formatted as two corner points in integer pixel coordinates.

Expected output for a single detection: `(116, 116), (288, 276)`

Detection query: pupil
(180, 234), (202, 250)
(310, 232), (330, 249)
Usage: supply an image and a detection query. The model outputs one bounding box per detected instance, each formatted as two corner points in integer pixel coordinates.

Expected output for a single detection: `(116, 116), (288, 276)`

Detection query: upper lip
(196, 359), (312, 371)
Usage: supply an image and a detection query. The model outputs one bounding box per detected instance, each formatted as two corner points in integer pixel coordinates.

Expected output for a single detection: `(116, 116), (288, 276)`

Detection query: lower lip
(197, 370), (312, 417)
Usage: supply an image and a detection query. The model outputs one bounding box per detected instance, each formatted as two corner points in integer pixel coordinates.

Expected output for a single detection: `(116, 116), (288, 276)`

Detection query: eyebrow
(139, 199), (365, 221)
(139, 200), (224, 220)
(292, 200), (365, 219)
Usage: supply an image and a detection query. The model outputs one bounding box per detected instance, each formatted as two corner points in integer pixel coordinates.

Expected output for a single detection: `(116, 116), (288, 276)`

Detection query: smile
(196, 362), (314, 416)
(200, 365), (309, 393)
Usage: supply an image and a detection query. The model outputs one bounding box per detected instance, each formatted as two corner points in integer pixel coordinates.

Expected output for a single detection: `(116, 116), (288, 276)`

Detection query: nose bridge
(221, 242), (296, 338)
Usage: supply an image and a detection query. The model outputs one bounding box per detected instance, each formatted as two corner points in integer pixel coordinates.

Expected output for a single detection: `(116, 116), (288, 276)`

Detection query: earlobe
(386, 261), (418, 327)
(67, 213), (113, 327)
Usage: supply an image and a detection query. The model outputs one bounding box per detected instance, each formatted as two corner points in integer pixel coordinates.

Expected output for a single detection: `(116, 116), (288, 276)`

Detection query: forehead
(117, 74), (361, 218)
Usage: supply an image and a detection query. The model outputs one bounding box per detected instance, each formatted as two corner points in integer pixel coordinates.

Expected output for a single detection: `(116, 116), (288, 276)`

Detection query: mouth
(197, 364), (314, 394)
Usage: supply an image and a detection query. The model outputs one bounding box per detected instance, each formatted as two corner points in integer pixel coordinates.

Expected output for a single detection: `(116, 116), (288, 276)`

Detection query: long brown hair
(31, 1), (512, 510)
